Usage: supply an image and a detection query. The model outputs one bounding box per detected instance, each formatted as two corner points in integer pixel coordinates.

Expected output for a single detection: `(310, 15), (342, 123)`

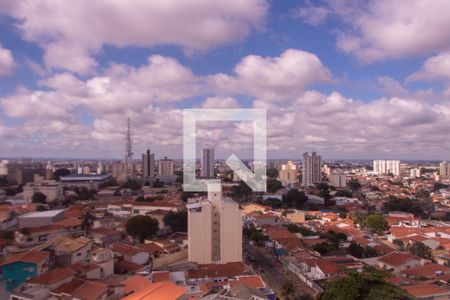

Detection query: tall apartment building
(201, 147), (215, 179)
(158, 157), (174, 177)
(142, 149), (155, 185)
(278, 161), (298, 186)
(440, 161), (450, 177)
(373, 160), (400, 176)
(23, 176), (63, 202)
(410, 167), (422, 178)
(187, 186), (242, 264)
(0, 160), (8, 176)
(329, 172), (347, 188)
(302, 152), (322, 186)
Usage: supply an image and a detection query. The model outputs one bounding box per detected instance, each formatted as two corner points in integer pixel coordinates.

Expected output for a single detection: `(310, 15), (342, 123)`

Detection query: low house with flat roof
(60, 174), (112, 190)
(17, 209), (65, 229)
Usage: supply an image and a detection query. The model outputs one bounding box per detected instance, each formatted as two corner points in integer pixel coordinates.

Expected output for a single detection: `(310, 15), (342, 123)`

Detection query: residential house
(112, 243), (150, 265)
(0, 250), (50, 291)
(377, 252), (423, 272)
(90, 227), (122, 248)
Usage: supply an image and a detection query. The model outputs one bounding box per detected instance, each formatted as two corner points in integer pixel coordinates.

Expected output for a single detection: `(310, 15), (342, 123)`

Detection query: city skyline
(2, 1), (450, 159)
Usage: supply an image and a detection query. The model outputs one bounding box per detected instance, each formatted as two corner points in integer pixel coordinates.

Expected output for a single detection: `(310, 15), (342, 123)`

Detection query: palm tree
(81, 212), (95, 236)
(281, 279), (296, 300)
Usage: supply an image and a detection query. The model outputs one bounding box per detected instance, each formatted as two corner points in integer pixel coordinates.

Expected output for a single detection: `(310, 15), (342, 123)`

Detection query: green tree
(36, 205), (47, 211)
(364, 214), (389, 235)
(282, 188), (308, 209)
(81, 212), (96, 235)
(163, 210), (187, 232)
(53, 168), (71, 180)
(267, 178), (283, 193)
(409, 241), (431, 259)
(32, 192), (47, 204)
(231, 181), (252, 199)
(266, 167), (278, 179)
(320, 271), (412, 300)
(126, 215), (159, 243)
(281, 279), (296, 300)
(347, 242), (364, 258)
(348, 179), (362, 191)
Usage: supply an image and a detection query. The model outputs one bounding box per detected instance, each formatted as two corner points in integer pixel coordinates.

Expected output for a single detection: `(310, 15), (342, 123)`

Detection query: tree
(282, 188), (308, 209)
(153, 179), (164, 188)
(281, 279), (296, 300)
(348, 179), (361, 191)
(409, 241), (431, 259)
(53, 168), (71, 180)
(320, 271), (412, 300)
(266, 167), (278, 179)
(126, 215), (159, 243)
(364, 214), (389, 235)
(231, 181), (252, 199)
(347, 242), (364, 258)
(98, 178), (118, 189)
(267, 178), (283, 193)
(264, 198), (283, 209)
(121, 180), (142, 190)
(36, 205), (47, 211)
(32, 192), (47, 204)
(335, 190), (353, 197)
(81, 212), (96, 235)
(163, 210), (187, 232)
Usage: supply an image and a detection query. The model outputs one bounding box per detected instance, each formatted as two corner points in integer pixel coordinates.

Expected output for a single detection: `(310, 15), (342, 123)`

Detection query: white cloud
(209, 49), (331, 100)
(3, 0), (268, 73)
(200, 97), (240, 108)
(296, 0), (450, 62)
(408, 52), (450, 82)
(0, 44), (15, 76)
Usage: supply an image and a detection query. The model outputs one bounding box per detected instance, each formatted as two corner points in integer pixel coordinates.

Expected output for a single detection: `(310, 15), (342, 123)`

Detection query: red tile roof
(378, 252), (420, 267)
(121, 281), (187, 300)
(0, 250), (49, 266)
(403, 284), (450, 298)
(28, 267), (76, 285)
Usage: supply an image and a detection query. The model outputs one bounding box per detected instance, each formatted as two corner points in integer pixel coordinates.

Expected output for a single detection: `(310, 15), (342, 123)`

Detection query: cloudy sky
(1, 0), (450, 160)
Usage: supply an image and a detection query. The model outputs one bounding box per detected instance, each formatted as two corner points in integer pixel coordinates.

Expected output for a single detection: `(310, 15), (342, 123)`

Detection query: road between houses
(243, 242), (317, 299)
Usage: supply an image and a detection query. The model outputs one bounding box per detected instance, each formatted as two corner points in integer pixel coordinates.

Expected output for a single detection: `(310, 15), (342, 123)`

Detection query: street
(243, 242), (316, 299)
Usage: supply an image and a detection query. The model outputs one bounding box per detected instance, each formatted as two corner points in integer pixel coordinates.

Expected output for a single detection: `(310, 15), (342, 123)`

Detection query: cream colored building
(23, 177), (63, 202)
(285, 210), (305, 223)
(329, 173), (347, 188)
(187, 186), (242, 264)
(278, 161), (298, 186)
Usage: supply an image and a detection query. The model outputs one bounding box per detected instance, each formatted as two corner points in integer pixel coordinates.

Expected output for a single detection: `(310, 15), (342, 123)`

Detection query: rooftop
(19, 209), (64, 218)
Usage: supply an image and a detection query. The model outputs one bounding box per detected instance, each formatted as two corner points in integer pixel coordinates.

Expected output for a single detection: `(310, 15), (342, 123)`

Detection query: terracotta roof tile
(121, 281), (187, 300)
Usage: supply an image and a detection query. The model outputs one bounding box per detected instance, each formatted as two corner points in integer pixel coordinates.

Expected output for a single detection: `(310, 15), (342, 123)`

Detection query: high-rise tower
(125, 118), (134, 181)
(201, 146), (215, 179)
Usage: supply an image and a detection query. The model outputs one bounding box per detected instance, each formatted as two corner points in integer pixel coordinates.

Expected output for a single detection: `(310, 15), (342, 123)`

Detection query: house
(0, 250), (50, 291)
(33, 236), (92, 267)
(297, 257), (363, 280)
(15, 225), (68, 246)
(377, 252), (423, 272)
(121, 275), (152, 297)
(26, 266), (76, 290)
(17, 209), (65, 229)
(112, 243), (150, 265)
(402, 284), (450, 299)
(69, 261), (102, 279)
(121, 280), (187, 300)
(90, 227), (122, 247)
(401, 263), (450, 280)
(51, 278), (118, 300)
(90, 246), (115, 278)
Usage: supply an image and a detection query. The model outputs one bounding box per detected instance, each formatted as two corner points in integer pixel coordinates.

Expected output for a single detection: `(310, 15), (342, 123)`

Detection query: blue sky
(1, 0), (450, 159)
